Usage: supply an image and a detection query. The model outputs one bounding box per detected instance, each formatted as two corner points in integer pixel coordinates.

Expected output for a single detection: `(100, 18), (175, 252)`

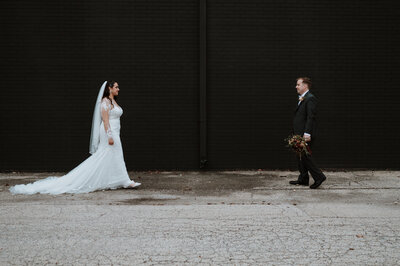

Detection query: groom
(289, 77), (326, 189)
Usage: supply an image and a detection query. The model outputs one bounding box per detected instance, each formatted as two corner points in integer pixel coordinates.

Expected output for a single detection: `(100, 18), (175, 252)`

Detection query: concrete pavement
(1, 170), (399, 265)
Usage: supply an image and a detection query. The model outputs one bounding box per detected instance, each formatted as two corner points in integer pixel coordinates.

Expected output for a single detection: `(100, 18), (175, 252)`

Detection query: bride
(10, 81), (141, 194)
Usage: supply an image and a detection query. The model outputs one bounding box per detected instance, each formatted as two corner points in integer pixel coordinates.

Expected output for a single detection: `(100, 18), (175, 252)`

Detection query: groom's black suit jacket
(293, 91), (318, 140)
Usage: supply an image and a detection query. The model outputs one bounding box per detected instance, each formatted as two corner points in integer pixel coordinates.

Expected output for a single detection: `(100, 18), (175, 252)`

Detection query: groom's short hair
(297, 77), (312, 89)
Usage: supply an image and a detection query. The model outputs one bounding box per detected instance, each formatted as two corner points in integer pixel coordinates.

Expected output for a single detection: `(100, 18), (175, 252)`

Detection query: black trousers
(296, 142), (325, 183)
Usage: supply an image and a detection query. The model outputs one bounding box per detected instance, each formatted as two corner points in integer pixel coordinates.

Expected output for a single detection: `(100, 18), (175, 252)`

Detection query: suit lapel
(295, 91), (310, 112)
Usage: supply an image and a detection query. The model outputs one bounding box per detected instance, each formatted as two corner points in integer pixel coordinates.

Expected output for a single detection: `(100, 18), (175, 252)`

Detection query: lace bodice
(101, 98), (123, 120)
(100, 98), (123, 139)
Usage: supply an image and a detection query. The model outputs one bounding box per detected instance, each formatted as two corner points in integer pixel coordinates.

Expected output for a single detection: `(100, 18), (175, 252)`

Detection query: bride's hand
(108, 138), (114, 145)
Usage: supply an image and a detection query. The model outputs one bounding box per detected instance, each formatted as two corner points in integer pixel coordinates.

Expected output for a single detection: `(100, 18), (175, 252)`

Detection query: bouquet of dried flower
(285, 134), (312, 159)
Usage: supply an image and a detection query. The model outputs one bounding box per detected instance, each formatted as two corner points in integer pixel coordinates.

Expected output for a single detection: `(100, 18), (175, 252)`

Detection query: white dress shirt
(298, 90), (309, 105)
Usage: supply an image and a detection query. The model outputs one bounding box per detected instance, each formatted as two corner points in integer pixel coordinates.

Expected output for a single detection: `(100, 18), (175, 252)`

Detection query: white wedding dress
(9, 98), (135, 195)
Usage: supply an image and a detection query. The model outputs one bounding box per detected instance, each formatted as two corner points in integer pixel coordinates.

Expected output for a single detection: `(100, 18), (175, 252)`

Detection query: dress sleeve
(101, 99), (111, 112)
(101, 98), (113, 138)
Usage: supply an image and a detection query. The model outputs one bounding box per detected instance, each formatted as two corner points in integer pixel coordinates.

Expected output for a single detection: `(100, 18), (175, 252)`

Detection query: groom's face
(296, 79), (308, 95)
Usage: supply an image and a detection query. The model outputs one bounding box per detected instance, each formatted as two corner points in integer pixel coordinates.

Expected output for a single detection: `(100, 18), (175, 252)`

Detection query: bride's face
(109, 82), (120, 96)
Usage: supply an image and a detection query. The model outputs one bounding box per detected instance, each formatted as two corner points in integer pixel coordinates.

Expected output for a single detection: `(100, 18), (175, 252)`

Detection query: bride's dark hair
(102, 80), (118, 107)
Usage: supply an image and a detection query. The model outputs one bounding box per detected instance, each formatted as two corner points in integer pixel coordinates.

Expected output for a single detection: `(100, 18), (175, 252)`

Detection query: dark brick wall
(1, 0), (399, 170)
(0, 0), (199, 170)
(207, 0), (400, 169)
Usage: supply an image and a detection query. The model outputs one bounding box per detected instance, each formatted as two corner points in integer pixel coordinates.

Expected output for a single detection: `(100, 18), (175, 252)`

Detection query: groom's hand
(303, 134), (311, 142)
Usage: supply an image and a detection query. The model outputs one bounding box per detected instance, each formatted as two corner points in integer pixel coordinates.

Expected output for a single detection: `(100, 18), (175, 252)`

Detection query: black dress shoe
(310, 175), (326, 189)
(289, 180), (309, 186)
